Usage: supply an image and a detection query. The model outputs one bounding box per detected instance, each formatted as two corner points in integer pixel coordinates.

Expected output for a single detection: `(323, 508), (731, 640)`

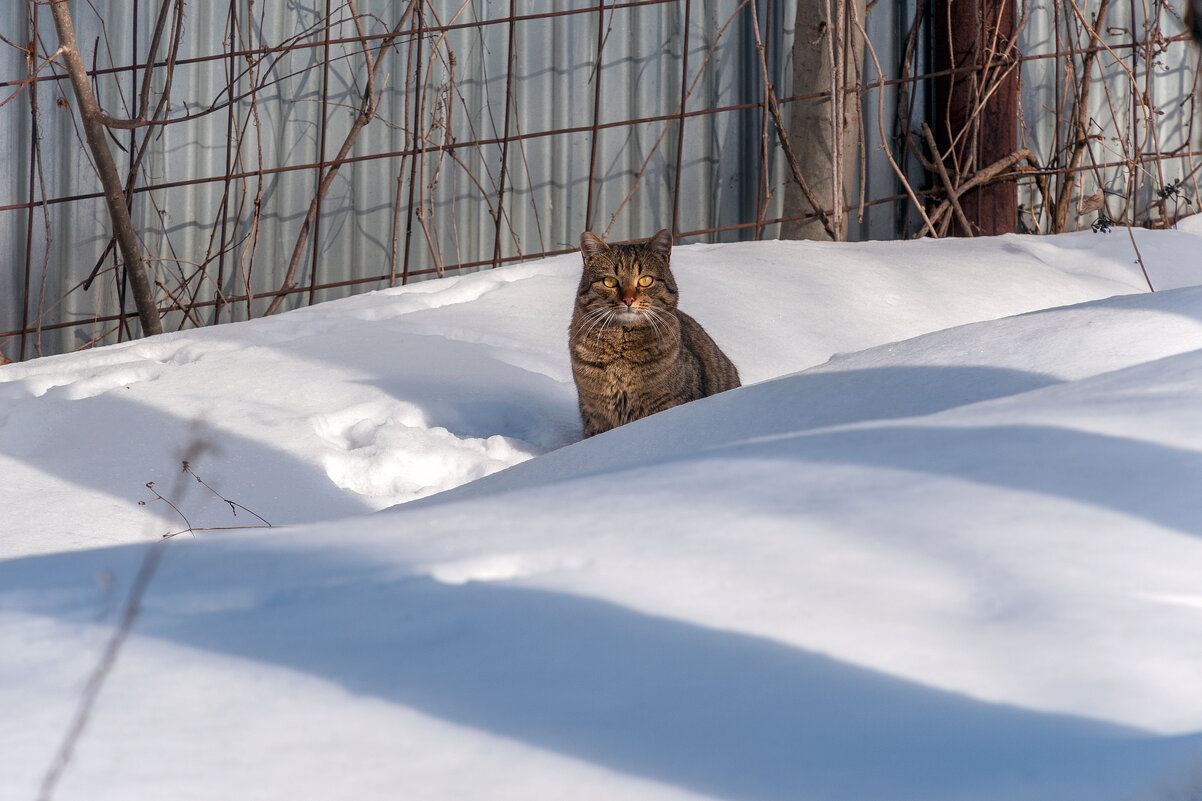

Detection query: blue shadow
(2, 539), (1199, 801)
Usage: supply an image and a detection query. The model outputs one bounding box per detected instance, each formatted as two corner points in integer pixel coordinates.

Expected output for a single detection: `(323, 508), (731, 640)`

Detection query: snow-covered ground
(3, 224), (1202, 801)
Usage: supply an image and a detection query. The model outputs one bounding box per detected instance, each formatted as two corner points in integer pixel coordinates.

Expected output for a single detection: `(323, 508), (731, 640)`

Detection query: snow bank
(2, 227), (1195, 557)
(3, 226), (1202, 801)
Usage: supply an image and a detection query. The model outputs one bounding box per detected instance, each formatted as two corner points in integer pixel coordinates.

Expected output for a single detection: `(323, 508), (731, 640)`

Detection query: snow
(3, 225), (1202, 801)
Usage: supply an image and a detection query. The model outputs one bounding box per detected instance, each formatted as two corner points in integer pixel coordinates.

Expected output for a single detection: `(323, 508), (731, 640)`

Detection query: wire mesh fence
(1, 0), (1198, 362)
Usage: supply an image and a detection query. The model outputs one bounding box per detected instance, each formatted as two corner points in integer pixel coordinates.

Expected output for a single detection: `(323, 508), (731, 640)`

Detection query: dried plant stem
(35, 540), (166, 801)
(918, 148), (1040, 238)
(1125, 225), (1155, 292)
(602, 0), (752, 237)
(35, 440), (218, 801)
(855, 14), (937, 237)
(48, 0), (162, 336)
(921, 122), (973, 235)
(767, 90), (839, 240)
(266, 0), (418, 316)
(154, 277), (204, 329)
(139, 460), (273, 537)
(1052, 0), (1112, 232)
(751, 0), (838, 240)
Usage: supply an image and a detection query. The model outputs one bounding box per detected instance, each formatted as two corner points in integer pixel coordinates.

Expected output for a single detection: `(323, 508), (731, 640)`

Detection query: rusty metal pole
(934, 0), (1017, 236)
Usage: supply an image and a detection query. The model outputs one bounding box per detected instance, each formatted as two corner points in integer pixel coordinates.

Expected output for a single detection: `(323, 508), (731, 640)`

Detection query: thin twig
(266, 0), (420, 315)
(750, 0), (839, 241)
(921, 122), (973, 235)
(154, 277), (205, 329)
(181, 461), (273, 529)
(139, 460), (274, 537)
(1053, 0), (1113, 231)
(603, 0), (752, 236)
(35, 540), (167, 801)
(36, 439), (215, 801)
(854, 13), (938, 237)
(48, 0), (162, 336)
(766, 89), (839, 240)
(0, 46), (65, 109)
(1124, 225), (1155, 291)
(917, 148), (1041, 238)
(139, 479), (193, 533)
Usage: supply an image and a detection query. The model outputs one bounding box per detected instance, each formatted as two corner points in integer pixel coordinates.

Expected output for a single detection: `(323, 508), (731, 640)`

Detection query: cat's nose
(622, 296), (635, 308)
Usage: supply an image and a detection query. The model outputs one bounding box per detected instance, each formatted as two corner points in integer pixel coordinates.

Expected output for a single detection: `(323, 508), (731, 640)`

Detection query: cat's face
(577, 229), (679, 327)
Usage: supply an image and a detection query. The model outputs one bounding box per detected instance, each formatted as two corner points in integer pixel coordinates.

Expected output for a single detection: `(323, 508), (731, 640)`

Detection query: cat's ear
(643, 229), (673, 257)
(580, 232), (610, 262)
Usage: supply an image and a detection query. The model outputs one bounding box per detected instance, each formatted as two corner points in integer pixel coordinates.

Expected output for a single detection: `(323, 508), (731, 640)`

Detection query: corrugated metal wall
(4, 0), (813, 357)
(1018, 0), (1199, 229)
(1, 0), (1197, 360)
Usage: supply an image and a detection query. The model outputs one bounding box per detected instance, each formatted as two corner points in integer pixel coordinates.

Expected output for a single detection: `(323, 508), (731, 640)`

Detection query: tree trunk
(781, 0), (866, 241)
(933, 0), (1018, 236)
(49, 0), (162, 336)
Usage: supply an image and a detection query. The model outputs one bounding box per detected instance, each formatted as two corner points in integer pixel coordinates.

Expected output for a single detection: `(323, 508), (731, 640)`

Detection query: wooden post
(933, 0), (1017, 236)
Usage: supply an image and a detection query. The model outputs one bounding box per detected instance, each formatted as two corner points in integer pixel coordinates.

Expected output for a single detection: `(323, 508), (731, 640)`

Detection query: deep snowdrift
(3, 226), (1202, 801)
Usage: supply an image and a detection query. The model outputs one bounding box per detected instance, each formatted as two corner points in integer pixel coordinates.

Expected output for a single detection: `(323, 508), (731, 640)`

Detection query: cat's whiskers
(638, 305), (660, 337)
(643, 305), (671, 343)
(575, 297), (673, 348)
(580, 315), (607, 343)
(582, 305), (620, 344)
(578, 307), (607, 327)
(579, 304), (609, 320)
(601, 310), (626, 343)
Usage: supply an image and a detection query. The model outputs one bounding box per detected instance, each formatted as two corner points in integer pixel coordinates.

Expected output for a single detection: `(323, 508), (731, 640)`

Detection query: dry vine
(4, 0), (1198, 361)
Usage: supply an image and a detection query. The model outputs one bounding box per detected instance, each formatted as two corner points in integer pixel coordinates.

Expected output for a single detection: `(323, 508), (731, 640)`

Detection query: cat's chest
(571, 326), (677, 368)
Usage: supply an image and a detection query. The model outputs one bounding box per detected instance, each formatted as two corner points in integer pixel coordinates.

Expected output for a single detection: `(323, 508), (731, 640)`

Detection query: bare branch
(751, 0), (839, 240)
(766, 88), (839, 240)
(603, 0), (752, 237)
(48, 0), (162, 336)
(266, 0), (419, 316)
(854, 12), (938, 237)
(917, 148), (1042, 238)
(921, 122), (973, 235)
(1052, 0), (1113, 232)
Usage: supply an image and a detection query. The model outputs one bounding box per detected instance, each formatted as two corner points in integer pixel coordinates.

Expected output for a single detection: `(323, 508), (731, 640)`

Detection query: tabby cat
(569, 229), (740, 437)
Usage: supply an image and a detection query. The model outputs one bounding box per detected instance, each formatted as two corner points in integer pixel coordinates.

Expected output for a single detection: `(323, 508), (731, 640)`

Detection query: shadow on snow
(2, 539), (1200, 801)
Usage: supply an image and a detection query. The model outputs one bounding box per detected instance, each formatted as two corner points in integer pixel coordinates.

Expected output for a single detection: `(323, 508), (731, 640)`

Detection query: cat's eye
(637, 275), (654, 287)
(602, 277), (618, 288)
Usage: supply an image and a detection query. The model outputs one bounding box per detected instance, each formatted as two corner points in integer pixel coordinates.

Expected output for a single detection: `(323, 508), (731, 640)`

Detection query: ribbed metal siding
(2, 1), (1197, 359)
